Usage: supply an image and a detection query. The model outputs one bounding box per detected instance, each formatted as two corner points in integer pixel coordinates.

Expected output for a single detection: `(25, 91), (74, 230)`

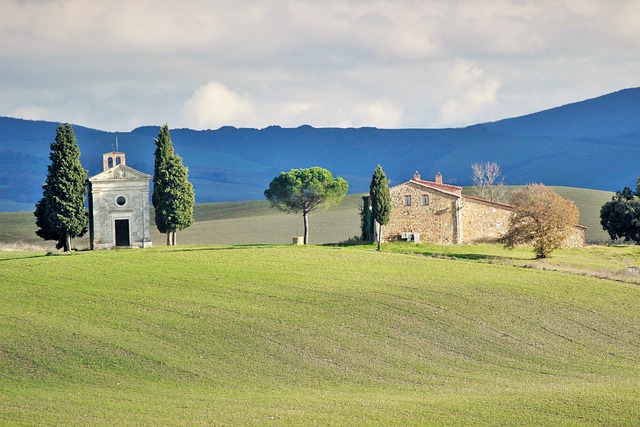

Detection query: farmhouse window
(422, 194), (430, 206)
(404, 195), (412, 206)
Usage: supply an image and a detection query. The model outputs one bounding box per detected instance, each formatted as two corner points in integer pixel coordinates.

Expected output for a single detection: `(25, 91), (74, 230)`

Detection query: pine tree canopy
(264, 167), (348, 214)
(264, 167), (348, 245)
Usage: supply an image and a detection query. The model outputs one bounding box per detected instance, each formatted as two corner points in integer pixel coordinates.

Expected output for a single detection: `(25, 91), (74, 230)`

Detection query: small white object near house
(401, 232), (420, 243)
(627, 266), (639, 276)
(87, 152), (152, 249)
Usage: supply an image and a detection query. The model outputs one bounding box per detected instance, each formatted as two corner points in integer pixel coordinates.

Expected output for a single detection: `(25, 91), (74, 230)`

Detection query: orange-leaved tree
(503, 184), (579, 258)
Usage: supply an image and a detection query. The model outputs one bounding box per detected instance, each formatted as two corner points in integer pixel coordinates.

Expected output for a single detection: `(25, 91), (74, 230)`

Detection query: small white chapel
(87, 152), (153, 249)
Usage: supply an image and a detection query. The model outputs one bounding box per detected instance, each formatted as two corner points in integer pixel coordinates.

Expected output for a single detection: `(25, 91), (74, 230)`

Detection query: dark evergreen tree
(369, 165), (391, 251)
(34, 123), (88, 251)
(600, 178), (640, 243)
(154, 154), (195, 246)
(360, 195), (374, 242)
(152, 124), (174, 211)
(152, 124), (195, 246)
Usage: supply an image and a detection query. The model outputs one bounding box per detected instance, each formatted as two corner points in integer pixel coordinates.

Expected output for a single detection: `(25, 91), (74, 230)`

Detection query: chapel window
(404, 195), (412, 206)
(422, 194), (430, 206)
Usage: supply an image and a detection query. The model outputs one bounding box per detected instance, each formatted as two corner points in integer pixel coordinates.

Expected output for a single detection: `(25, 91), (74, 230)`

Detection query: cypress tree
(152, 124), (195, 246)
(34, 123), (88, 251)
(369, 165), (391, 251)
(152, 124), (174, 211)
(360, 195), (374, 242)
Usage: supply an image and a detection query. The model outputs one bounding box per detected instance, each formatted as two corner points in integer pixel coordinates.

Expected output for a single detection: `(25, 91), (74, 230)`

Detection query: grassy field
(1, 245), (639, 425)
(368, 242), (640, 285)
(0, 187), (615, 250)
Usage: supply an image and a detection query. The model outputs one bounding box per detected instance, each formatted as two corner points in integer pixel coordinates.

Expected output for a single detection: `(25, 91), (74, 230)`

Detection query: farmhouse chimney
(413, 171), (421, 181)
(103, 152), (126, 171)
(435, 172), (443, 184)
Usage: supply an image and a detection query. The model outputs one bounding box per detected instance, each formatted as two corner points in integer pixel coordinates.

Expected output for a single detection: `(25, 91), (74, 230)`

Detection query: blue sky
(2, 0), (639, 131)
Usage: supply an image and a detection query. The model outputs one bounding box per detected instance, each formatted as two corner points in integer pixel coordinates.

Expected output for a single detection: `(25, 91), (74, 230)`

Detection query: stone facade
(381, 171), (586, 247)
(383, 175), (462, 244)
(87, 152), (152, 249)
(564, 226), (587, 248)
(460, 196), (513, 243)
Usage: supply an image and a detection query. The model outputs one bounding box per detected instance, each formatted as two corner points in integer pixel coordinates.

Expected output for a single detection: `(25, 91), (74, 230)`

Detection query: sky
(2, 0), (639, 132)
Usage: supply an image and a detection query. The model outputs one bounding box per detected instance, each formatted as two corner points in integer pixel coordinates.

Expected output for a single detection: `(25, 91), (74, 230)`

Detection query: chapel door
(115, 219), (130, 246)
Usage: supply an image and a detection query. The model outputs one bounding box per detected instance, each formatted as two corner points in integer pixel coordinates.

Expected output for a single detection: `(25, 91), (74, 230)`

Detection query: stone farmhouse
(87, 152), (153, 249)
(380, 171), (586, 246)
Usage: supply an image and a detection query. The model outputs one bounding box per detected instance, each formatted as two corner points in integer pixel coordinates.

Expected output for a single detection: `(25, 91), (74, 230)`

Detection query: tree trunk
(377, 223), (382, 251)
(172, 231), (177, 246)
(303, 210), (309, 245)
(166, 232), (171, 246)
(64, 231), (71, 252)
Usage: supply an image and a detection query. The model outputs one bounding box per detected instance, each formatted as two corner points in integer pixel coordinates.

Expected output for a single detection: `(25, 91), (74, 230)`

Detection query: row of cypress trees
(34, 123), (194, 251)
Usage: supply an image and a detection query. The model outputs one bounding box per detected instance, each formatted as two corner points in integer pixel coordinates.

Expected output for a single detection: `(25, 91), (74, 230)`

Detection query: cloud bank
(1, 0), (639, 131)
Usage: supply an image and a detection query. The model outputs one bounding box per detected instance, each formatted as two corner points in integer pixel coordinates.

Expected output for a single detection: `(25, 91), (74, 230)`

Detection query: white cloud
(183, 82), (255, 129)
(10, 105), (51, 122)
(353, 100), (403, 128)
(439, 61), (501, 126)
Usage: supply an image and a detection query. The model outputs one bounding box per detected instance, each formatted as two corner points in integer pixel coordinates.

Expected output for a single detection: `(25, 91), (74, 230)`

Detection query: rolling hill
(1, 245), (639, 425)
(1, 87), (639, 212)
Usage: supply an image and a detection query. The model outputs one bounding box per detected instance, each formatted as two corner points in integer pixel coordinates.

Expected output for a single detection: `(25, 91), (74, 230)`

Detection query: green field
(0, 187), (616, 250)
(1, 245), (639, 425)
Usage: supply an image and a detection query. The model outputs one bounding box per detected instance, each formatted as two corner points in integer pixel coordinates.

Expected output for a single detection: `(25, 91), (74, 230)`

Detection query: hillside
(1, 245), (639, 425)
(484, 87), (640, 139)
(0, 187), (615, 248)
(0, 87), (638, 212)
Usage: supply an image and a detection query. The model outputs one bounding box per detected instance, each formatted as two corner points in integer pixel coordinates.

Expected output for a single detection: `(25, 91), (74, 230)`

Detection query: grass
(153, 194), (363, 246)
(1, 245), (639, 425)
(0, 209), (47, 247)
(365, 242), (640, 284)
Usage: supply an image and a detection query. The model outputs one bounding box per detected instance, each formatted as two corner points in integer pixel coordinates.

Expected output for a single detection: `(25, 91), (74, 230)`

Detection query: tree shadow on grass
(0, 253), (49, 262)
(159, 244), (280, 253)
(403, 249), (536, 264)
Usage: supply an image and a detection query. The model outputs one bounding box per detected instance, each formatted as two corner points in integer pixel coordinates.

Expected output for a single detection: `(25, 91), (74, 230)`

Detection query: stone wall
(384, 182), (586, 247)
(383, 182), (459, 244)
(460, 197), (513, 243)
(563, 226), (586, 248)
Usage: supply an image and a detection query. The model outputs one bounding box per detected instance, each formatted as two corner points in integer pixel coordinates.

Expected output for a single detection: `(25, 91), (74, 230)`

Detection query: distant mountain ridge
(1, 87), (639, 212)
(485, 88), (640, 138)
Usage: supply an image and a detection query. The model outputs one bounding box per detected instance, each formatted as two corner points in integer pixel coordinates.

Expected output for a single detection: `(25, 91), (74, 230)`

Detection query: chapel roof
(88, 163), (151, 182)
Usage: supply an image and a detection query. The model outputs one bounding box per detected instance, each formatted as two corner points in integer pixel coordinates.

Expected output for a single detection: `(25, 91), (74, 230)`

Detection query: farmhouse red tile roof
(410, 178), (463, 195)
(462, 195), (514, 210)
